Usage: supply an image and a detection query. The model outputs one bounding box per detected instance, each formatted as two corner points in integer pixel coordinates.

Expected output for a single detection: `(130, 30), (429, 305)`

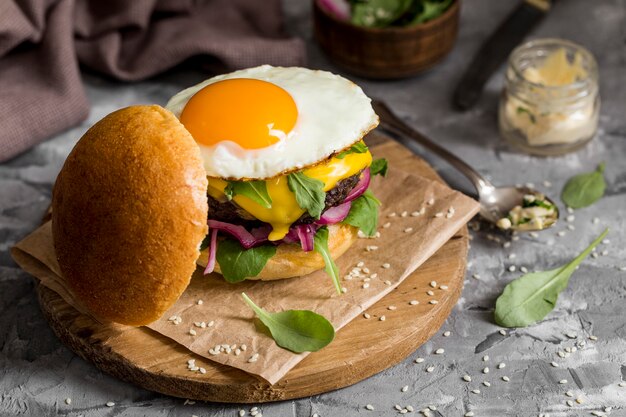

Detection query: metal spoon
(372, 100), (559, 232)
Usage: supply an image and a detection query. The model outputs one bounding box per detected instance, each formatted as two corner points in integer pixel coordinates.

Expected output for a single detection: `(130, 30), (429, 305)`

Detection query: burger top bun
(52, 105), (208, 326)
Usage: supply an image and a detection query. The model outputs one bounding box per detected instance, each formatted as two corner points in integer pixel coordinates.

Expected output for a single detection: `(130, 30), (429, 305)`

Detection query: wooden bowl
(313, 0), (460, 79)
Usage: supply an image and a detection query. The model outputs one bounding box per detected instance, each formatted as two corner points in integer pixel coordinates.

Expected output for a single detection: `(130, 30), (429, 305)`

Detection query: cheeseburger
(52, 66), (385, 326)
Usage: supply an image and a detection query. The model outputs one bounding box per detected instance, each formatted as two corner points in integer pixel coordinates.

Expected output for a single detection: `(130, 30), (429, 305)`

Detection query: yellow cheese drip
(523, 48), (587, 86)
(208, 148), (372, 241)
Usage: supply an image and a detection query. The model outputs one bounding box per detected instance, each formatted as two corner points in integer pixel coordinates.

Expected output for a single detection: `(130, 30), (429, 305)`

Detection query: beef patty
(207, 171), (362, 227)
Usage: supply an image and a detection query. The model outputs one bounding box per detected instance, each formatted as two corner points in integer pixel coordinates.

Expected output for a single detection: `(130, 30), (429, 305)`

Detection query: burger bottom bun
(197, 224), (358, 281)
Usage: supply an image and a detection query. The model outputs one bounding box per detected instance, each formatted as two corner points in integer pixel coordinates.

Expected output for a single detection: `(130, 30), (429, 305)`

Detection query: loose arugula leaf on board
(561, 163), (606, 209)
(225, 180), (272, 208)
(351, 0), (413, 28)
(342, 190), (381, 236)
(287, 172), (326, 219)
(313, 226), (342, 294)
(494, 228), (608, 328)
(215, 239), (277, 283)
(336, 142), (369, 159)
(370, 158), (389, 177)
(241, 293), (335, 353)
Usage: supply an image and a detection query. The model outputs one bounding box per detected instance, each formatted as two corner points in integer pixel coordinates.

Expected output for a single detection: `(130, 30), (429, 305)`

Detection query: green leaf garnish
(342, 190), (380, 236)
(225, 180), (272, 208)
(561, 163), (606, 209)
(351, 0), (413, 27)
(215, 239), (277, 283)
(313, 226), (341, 294)
(516, 106), (536, 124)
(336, 142), (369, 159)
(370, 158), (388, 177)
(241, 293), (335, 353)
(409, 0), (453, 24)
(287, 172), (326, 219)
(494, 228), (608, 328)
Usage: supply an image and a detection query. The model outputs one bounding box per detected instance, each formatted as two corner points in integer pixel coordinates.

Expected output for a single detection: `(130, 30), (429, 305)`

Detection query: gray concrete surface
(1, 0), (625, 416)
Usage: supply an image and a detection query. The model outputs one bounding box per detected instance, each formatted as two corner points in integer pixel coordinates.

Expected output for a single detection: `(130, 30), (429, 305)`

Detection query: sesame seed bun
(51, 105), (208, 326)
(197, 223), (358, 280)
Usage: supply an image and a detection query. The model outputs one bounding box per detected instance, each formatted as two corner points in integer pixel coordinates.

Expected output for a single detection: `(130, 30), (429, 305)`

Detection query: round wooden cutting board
(37, 133), (470, 403)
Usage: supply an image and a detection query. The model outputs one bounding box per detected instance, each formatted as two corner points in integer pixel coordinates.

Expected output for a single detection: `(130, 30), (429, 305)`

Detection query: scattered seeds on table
(409, 300), (419, 305)
(502, 376), (510, 382)
(499, 330), (507, 336)
(429, 300), (439, 305)
(106, 402), (115, 407)
(465, 412), (475, 417)
(379, 315), (386, 321)
(65, 398), (71, 405)
(363, 313), (371, 319)
(365, 404), (374, 410)
(426, 366), (435, 373)
(439, 285), (449, 290)
(462, 375), (472, 382)
(434, 348), (445, 355)
(508, 265), (517, 272)
(401, 385), (409, 392)
(483, 367), (489, 374)
(497, 362), (505, 369)
(472, 273), (481, 280)
(559, 379), (568, 384)
(471, 389), (481, 394)
(482, 355), (489, 361)
(443, 331), (451, 337)
(483, 381), (491, 387)
(565, 391), (574, 397)
(550, 361), (559, 367)
(415, 357), (424, 363)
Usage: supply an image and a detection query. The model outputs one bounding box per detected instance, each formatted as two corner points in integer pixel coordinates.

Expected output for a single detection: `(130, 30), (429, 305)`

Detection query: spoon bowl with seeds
(373, 100), (559, 232)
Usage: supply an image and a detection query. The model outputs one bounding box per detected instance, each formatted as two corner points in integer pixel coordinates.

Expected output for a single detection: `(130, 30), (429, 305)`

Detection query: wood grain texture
(37, 135), (470, 403)
(313, 0), (460, 79)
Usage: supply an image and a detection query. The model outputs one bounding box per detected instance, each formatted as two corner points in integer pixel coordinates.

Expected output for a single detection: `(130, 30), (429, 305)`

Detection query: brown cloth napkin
(0, 0), (306, 162)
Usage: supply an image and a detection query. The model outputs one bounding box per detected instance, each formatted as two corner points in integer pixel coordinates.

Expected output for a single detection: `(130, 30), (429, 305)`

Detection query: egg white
(165, 65), (378, 179)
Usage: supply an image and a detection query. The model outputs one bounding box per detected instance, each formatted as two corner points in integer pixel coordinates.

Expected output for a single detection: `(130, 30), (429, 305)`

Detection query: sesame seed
(559, 379), (568, 384)
(362, 283), (370, 289)
(530, 232), (539, 238)
(65, 398), (71, 405)
(483, 367), (489, 374)
(602, 239), (610, 244)
(239, 410), (246, 417)
(520, 266), (528, 273)
(399, 409), (408, 414)
(591, 411), (604, 417)
(341, 287), (348, 293)
(379, 315), (386, 321)
(363, 267), (370, 273)
(557, 231), (567, 237)
(472, 273), (481, 280)
(508, 265), (517, 272)
(382, 263), (391, 269)
(248, 353), (259, 363)
(434, 212), (444, 218)
(365, 404), (374, 410)
(439, 285), (449, 290)
(404, 228), (413, 233)
(502, 376), (510, 382)
(106, 402), (115, 407)
(508, 253), (517, 260)
(471, 389), (481, 394)
(415, 357), (424, 363)
(401, 385), (409, 392)
(427, 290), (434, 296)
(409, 300), (419, 305)
(370, 273), (378, 278)
(567, 225), (576, 231)
(482, 355), (489, 361)
(388, 305), (397, 311)
(550, 361), (559, 367)
(208, 320), (215, 327)
(566, 215), (575, 222)
(384, 280), (392, 285)
(443, 331), (451, 337)
(429, 300), (439, 305)
(434, 348), (445, 355)
(388, 212), (397, 217)
(366, 245), (379, 252)
(395, 405), (402, 410)
(557, 351), (566, 358)
(499, 330), (507, 336)
(463, 375), (472, 382)
(592, 252), (599, 258)
(401, 211), (408, 217)
(483, 381), (491, 387)
(497, 362), (505, 369)
(429, 281), (437, 288)
(565, 391), (573, 397)
(618, 382), (626, 387)
(426, 366), (435, 373)
(576, 397), (584, 404)
(411, 211), (420, 217)
(199, 367), (206, 374)
(429, 405), (437, 411)
(503, 241), (511, 248)
(241, 344), (247, 351)
(566, 400), (574, 407)
(567, 207), (574, 213)
(383, 222), (391, 228)
(406, 406), (414, 412)
(427, 198), (435, 205)
(566, 332), (577, 339)
(465, 412), (475, 417)
(197, 299), (204, 305)
(189, 329), (197, 336)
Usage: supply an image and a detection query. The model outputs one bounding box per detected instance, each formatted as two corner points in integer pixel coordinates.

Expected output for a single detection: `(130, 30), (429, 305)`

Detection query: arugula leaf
(494, 228), (608, 328)
(313, 226), (341, 294)
(516, 106), (537, 124)
(242, 293), (335, 353)
(225, 180), (272, 208)
(342, 190), (380, 236)
(216, 239), (277, 283)
(370, 158), (388, 177)
(287, 172), (326, 219)
(336, 142), (369, 159)
(409, 0), (453, 25)
(561, 163), (606, 209)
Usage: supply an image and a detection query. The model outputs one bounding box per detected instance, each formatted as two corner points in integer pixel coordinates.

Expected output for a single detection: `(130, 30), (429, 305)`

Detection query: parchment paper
(12, 167), (479, 384)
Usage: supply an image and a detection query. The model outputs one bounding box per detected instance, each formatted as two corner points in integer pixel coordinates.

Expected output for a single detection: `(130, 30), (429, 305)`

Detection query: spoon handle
(372, 100), (494, 195)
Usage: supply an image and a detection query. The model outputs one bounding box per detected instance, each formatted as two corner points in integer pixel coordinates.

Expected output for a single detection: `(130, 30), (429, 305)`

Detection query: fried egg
(165, 65), (378, 179)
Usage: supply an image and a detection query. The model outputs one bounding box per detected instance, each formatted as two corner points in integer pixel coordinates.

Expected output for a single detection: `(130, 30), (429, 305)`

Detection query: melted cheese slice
(207, 148), (372, 241)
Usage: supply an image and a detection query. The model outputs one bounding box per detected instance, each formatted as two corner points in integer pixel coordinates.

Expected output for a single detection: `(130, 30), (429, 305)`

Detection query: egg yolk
(180, 79), (298, 149)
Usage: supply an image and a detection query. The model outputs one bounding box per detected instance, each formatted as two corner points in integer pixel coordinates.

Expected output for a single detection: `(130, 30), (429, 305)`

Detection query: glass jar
(499, 38), (600, 156)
